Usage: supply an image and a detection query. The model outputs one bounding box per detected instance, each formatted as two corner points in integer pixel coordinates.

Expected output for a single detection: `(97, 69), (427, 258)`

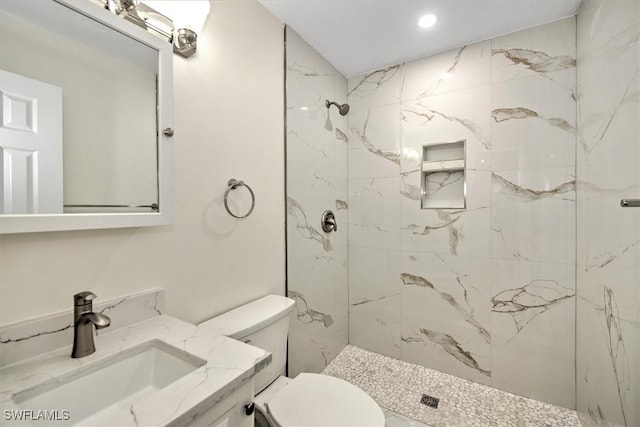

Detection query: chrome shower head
(325, 99), (350, 116)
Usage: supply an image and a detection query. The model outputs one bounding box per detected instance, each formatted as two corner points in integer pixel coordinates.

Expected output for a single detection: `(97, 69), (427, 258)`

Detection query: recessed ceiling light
(418, 14), (437, 29)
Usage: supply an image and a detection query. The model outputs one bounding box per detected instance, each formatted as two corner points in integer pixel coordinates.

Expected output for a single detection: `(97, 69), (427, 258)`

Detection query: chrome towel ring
(224, 178), (255, 218)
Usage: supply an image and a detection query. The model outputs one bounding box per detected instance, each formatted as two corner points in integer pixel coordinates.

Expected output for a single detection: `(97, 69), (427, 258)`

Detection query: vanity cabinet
(186, 380), (254, 427)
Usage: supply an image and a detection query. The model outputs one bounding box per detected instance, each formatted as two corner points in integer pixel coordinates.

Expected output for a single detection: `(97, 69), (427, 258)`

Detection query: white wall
(0, 0), (285, 326)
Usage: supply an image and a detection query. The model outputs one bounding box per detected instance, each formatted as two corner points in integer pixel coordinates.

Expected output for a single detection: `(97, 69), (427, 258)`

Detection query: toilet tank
(199, 295), (295, 393)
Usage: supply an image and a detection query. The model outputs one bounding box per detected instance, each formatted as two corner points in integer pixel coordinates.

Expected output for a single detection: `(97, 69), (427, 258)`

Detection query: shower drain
(420, 393), (440, 409)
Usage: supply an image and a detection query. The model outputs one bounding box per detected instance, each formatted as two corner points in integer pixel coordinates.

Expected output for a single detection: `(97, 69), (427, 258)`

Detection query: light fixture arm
(173, 28), (198, 58)
(102, 0), (205, 58)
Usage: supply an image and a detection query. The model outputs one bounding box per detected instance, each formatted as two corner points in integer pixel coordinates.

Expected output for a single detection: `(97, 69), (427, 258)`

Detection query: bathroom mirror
(0, 0), (173, 234)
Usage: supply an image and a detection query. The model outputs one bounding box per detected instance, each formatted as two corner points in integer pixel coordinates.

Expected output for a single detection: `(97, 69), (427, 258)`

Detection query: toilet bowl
(199, 295), (385, 427)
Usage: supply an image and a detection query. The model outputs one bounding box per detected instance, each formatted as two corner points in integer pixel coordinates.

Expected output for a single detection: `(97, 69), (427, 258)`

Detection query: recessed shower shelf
(421, 141), (466, 210)
(421, 159), (465, 172)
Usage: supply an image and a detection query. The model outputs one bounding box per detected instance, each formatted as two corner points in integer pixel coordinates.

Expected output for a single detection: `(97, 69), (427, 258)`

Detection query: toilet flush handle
(244, 402), (255, 416)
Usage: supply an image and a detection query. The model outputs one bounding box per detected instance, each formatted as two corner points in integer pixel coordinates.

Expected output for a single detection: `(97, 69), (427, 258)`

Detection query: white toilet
(199, 295), (385, 427)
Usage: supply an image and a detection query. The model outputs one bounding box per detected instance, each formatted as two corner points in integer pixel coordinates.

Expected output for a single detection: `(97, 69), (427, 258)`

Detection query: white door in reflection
(0, 69), (62, 214)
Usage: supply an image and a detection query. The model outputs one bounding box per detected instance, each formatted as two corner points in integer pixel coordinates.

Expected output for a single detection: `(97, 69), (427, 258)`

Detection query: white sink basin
(12, 340), (206, 426)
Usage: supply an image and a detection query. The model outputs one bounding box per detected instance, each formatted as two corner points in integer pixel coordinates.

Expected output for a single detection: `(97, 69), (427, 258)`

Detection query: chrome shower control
(321, 210), (337, 233)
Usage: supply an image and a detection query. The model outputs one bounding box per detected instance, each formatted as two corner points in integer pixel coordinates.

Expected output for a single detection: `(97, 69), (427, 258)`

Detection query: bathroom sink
(12, 340), (206, 426)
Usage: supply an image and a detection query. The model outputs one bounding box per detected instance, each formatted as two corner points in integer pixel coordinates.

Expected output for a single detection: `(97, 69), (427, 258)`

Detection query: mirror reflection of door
(0, 1), (159, 216)
(0, 69), (63, 214)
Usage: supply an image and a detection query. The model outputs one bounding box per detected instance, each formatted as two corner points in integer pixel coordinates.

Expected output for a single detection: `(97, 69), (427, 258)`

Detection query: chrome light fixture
(143, 1), (210, 58)
(104, 0), (173, 42)
(103, 0), (210, 58)
(173, 28), (198, 57)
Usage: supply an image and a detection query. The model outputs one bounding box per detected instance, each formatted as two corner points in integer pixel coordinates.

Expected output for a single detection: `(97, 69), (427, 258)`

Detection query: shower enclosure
(575, 1), (639, 426)
(285, 27), (349, 377)
(285, 1), (639, 425)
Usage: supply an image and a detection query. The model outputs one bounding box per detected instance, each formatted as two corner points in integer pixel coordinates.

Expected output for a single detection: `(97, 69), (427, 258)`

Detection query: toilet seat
(265, 373), (385, 427)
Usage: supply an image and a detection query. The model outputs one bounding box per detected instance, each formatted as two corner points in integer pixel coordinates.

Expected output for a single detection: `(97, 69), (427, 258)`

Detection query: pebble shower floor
(322, 346), (582, 427)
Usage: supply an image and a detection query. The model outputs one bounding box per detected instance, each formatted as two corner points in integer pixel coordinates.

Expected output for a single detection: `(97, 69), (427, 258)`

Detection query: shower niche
(420, 140), (466, 209)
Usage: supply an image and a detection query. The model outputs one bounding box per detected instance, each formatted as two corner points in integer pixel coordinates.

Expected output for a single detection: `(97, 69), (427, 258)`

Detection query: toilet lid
(266, 373), (385, 427)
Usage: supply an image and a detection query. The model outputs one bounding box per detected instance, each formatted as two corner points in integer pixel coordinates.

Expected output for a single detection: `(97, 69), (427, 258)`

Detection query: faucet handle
(74, 291), (97, 306)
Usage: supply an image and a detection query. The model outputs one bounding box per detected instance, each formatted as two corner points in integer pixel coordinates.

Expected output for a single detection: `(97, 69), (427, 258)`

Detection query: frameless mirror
(0, 0), (173, 233)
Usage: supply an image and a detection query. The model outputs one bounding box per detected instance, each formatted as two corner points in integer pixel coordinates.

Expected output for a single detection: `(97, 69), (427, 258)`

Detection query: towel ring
(224, 178), (255, 219)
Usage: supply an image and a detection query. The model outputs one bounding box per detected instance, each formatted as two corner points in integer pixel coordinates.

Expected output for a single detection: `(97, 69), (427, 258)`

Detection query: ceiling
(258, 0), (583, 77)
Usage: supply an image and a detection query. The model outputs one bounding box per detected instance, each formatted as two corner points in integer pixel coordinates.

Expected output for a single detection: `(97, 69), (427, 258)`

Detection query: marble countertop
(0, 315), (271, 426)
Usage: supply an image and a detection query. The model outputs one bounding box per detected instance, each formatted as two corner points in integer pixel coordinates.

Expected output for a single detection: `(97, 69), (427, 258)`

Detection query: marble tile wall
(576, 1), (639, 426)
(347, 18), (577, 408)
(285, 27), (349, 377)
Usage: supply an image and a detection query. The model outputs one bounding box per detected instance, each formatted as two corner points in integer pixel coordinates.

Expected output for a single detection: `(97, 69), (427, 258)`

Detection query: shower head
(325, 99), (350, 116)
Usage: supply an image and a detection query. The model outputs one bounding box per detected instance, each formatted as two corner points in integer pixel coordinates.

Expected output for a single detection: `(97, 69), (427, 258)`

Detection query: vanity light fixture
(418, 13), (437, 29)
(143, 1), (210, 58)
(105, 0), (210, 58)
(173, 28), (198, 57)
(105, 0), (173, 42)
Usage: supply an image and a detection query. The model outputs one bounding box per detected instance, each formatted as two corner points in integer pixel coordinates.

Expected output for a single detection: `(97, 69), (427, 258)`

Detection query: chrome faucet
(71, 292), (111, 358)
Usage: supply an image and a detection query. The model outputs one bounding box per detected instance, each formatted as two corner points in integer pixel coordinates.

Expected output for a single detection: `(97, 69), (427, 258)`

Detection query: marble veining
(335, 127), (348, 142)
(348, 65), (402, 98)
(423, 171), (465, 197)
(312, 173), (335, 188)
(400, 173), (421, 201)
(418, 46), (467, 99)
(579, 69), (638, 159)
(404, 220), (459, 254)
(410, 328), (490, 377)
(401, 207), (490, 256)
(401, 107), (490, 150)
(492, 227), (530, 262)
(492, 280), (575, 336)
(581, 22), (638, 63)
(493, 173), (576, 201)
(0, 324), (72, 345)
(287, 197), (332, 251)
(492, 48), (576, 73)
(584, 240), (640, 272)
(350, 109), (401, 165)
(492, 107), (575, 132)
(287, 61), (336, 77)
(350, 294), (399, 307)
(400, 273), (490, 343)
(288, 291), (334, 328)
(602, 287), (630, 427)
(288, 129), (330, 159)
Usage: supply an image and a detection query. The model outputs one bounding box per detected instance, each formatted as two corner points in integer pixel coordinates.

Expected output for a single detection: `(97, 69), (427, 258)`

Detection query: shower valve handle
(321, 210), (337, 233)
